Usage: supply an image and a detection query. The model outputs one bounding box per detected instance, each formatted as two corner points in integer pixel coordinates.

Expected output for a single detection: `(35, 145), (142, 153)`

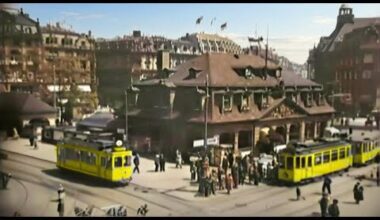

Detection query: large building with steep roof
(127, 52), (334, 159)
(307, 4), (380, 115)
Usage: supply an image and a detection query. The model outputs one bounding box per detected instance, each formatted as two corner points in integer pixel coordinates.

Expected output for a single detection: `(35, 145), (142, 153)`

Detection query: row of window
(59, 148), (132, 168)
(221, 91), (324, 113)
(280, 147), (350, 169)
(45, 37), (87, 47)
(336, 71), (372, 81)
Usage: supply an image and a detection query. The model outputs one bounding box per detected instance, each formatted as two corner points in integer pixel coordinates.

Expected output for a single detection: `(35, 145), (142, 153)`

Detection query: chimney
(56, 22), (60, 28)
(133, 30), (141, 38)
(88, 30), (91, 37)
(157, 49), (170, 72)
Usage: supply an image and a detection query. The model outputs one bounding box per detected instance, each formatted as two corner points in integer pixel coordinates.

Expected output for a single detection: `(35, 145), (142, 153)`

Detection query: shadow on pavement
(41, 168), (120, 188)
(309, 212), (321, 217)
(342, 201), (357, 205)
(288, 198), (298, 202)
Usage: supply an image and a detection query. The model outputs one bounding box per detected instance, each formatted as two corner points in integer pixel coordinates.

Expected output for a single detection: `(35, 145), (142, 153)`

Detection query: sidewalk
(0, 138), (200, 199)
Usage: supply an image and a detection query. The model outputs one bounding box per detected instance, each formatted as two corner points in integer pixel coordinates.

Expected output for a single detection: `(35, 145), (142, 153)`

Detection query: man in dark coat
(376, 165), (379, 187)
(358, 186), (364, 203)
(328, 199), (340, 217)
(133, 154), (140, 174)
(159, 154), (165, 172)
(231, 161), (239, 189)
(322, 175), (332, 194)
(222, 154), (229, 174)
(353, 182), (360, 204)
(228, 151), (234, 169)
(319, 193), (329, 217)
(239, 160), (246, 185)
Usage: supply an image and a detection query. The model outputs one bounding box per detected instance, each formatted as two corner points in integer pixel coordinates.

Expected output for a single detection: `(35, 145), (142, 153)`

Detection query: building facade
(41, 23), (98, 120)
(307, 4), (380, 115)
(96, 31), (242, 109)
(128, 53), (335, 159)
(0, 7), (44, 93)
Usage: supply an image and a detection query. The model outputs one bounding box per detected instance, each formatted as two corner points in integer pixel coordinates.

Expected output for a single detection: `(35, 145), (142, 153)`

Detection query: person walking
(322, 175), (332, 195)
(231, 161), (239, 189)
(154, 154), (160, 172)
(376, 165), (379, 187)
(222, 154), (229, 175)
(253, 168), (260, 186)
(226, 173), (233, 195)
(228, 151), (234, 170)
(319, 193), (329, 217)
(176, 149), (182, 169)
(196, 160), (202, 183)
(358, 186), (364, 203)
(190, 161), (196, 181)
(137, 204), (148, 216)
(159, 154), (165, 172)
(296, 185), (301, 200)
(133, 154), (140, 174)
(211, 170), (217, 195)
(217, 166), (223, 190)
(239, 160), (246, 185)
(353, 182), (361, 204)
(328, 199), (340, 217)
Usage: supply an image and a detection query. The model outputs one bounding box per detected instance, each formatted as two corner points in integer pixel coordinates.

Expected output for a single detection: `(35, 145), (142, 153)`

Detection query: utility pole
(53, 64), (56, 109)
(265, 25), (269, 75)
(125, 89), (128, 144)
(204, 74), (209, 154)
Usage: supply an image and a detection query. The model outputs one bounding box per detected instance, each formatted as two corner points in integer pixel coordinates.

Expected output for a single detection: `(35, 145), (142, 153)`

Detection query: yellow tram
(278, 140), (353, 183)
(56, 133), (133, 184)
(351, 131), (380, 166)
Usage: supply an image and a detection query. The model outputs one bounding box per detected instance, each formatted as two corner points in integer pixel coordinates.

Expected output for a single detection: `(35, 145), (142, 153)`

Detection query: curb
(0, 149), (56, 164)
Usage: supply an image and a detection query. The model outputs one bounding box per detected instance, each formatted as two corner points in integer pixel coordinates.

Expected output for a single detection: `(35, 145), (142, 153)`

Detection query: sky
(6, 3), (380, 64)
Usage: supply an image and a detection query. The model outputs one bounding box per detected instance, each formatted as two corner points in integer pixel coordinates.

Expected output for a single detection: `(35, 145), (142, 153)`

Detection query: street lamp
(204, 74), (209, 155)
(125, 89), (128, 145)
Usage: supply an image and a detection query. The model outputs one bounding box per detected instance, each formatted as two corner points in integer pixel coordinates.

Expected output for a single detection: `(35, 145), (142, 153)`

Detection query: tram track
(0, 150), (196, 215)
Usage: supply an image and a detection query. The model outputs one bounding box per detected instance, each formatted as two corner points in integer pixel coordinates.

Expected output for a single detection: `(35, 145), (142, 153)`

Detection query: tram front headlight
(116, 140), (123, 147)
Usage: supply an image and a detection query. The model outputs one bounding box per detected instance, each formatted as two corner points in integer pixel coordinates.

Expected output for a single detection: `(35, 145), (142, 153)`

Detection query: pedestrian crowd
(190, 150), (280, 197)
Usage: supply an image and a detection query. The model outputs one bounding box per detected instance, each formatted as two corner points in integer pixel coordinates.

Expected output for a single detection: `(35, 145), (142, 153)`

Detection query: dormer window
(245, 68), (253, 79)
(222, 94), (233, 112)
(254, 91), (269, 110)
(186, 68), (201, 80)
(240, 94), (250, 111)
(276, 68), (282, 78)
(316, 92), (324, 106)
(303, 92), (312, 107)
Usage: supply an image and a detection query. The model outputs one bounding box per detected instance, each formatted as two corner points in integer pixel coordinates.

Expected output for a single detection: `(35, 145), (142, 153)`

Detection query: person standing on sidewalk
(133, 153), (140, 174)
(190, 161), (196, 181)
(353, 182), (361, 204)
(154, 154), (160, 172)
(319, 193), (329, 217)
(176, 151), (182, 169)
(57, 184), (65, 217)
(159, 154), (165, 172)
(226, 173), (233, 195)
(376, 165), (379, 187)
(328, 199), (340, 217)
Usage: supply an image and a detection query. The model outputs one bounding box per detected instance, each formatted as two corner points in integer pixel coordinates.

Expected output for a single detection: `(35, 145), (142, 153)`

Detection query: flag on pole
(211, 17), (216, 26)
(221, 22), (227, 31)
(196, 16), (203, 24)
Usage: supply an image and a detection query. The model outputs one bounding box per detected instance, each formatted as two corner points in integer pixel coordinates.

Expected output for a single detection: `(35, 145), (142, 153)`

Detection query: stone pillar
(314, 122), (319, 139)
(285, 124), (290, 144)
(234, 131), (239, 153)
(252, 126), (261, 151)
(299, 121), (305, 143)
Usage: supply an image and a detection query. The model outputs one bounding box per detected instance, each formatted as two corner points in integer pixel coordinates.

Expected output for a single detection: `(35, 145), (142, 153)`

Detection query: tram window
(301, 157), (306, 168)
(106, 157), (112, 169)
(124, 156), (131, 167)
(331, 150), (338, 161)
(295, 157), (300, 169)
(323, 151), (330, 163)
(315, 153), (322, 165)
(279, 156), (285, 169)
(101, 157), (106, 167)
(114, 157), (122, 168)
(307, 156), (312, 167)
(339, 148), (345, 159)
(286, 157), (294, 170)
